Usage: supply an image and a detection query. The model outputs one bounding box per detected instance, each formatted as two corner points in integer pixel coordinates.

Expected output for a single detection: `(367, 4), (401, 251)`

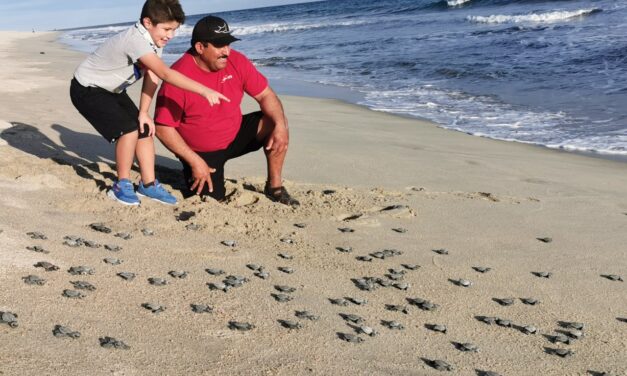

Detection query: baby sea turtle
(293, 223), (307, 228)
(454, 342), (478, 352)
(208, 282), (229, 292)
(89, 223), (112, 234)
(278, 253), (294, 260)
(191, 304), (213, 314)
(559, 321), (585, 330)
(477, 316), (498, 325)
(338, 332), (363, 343)
(432, 248), (449, 255)
(62, 236), (83, 247)
(68, 266), (95, 276)
(392, 228), (408, 233)
(382, 320), (404, 330)
(338, 227), (355, 233)
(347, 297), (367, 305)
(336, 246), (353, 253)
(375, 249), (403, 259)
(272, 293), (293, 303)
(26, 245), (48, 254)
(99, 336), (130, 350)
(407, 297), (438, 311)
(494, 298), (515, 306)
(537, 237), (552, 243)
(402, 263), (420, 271)
(104, 244), (122, 252)
(385, 304), (409, 314)
(278, 266), (295, 274)
(340, 313), (364, 324)
(393, 282), (410, 290)
(356, 255), (373, 262)
(358, 325), (378, 337)
(551, 333), (572, 344)
(380, 204), (408, 212)
(114, 232), (132, 240)
(521, 325), (538, 335)
(53, 325), (80, 338)
(521, 298), (540, 305)
(426, 324), (447, 333)
(142, 303), (166, 314)
(255, 271), (270, 279)
(275, 285), (297, 293)
(246, 264), (263, 271)
(63, 289), (85, 299)
(376, 278), (392, 287)
(389, 267), (406, 275)
(23, 275), (46, 285)
(168, 270), (188, 279)
(71, 281), (96, 291)
(424, 359), (453, 372)
(280, 238), (295, 244)
(103, 258), (122, 265)
(117, 272), (135, 281)
(472, 266), (492, 273)
(176, 211), (195, 221)
(224, 275), (249, 287)
(148, 277), (167, 286)
(221, 240), (237, 247)
(387, 273), (404, 281)
(295, 311), (320, 321)
(477, 371), (502, 376)
(322, 189), (336, 195)
(0, 311), (18, 328)
(83, 240), (101, 249)
(455, 279), (473, 287)
(228, 321), (254, 331)
(278, 319), (302, 330)
(547, 348), (574, 358)
(34, 261), (59, 271)
(496, 318), (513, 328)
(205, 268), (225, 276)
(353, 278), (378, 291)
(532, 271), (552, 278)
(141, 228), (154, 236)
(602, 274), (624, 282)
(26, 231), (47, 239)
(564, 329), (583, 339)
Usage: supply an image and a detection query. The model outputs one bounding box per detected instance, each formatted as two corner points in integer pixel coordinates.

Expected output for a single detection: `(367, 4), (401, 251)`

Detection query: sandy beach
(0, 31), (626, 376)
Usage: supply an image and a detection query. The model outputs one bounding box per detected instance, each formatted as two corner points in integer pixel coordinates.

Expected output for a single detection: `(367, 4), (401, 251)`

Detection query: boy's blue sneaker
(136, 180), (177, 205)
(107, 179), (140, 206)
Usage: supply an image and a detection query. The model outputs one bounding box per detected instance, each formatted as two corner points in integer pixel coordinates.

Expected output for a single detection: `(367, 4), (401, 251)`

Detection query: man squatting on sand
(154, 16), (300, 206)
(70, 0), (228, 206)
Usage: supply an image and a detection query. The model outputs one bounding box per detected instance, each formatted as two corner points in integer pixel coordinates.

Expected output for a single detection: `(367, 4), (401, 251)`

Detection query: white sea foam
(447, 0), (471, 7)
(232, 19), (370, 36)
(467, 9), (600, 24)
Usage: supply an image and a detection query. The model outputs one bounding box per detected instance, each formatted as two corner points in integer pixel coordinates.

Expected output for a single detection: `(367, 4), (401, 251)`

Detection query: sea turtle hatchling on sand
(53, 325), (80, 338)
(278, 319), (302, 330)
(392, 228), (408, 233)
(89, 223), (112, 234)
(105, 244), (122, 252)
(473, 266), (492, 273)
(602, 274), (624, 282)
(407, 298), (438, 311)
(141, 303), (166, 314)
(278, 266), (295, 274)
(426, 324), (448, 334)
(63, 289), (85, 299)
(71, 281), (96, 291)
(559, 321), (585, 330)
(432, 249), (449, 255)
(168, 271), (188, 279)
(1, 311), (18, 328)
(425, 359), (454, 372)
(26, 231), (48, 239)
(402, 264), (420, 271)
(34, 261), (59, 272)
(228, 321), (255, 331)
(22, 275), (46, 286)
(338, 227), (355, 233)
(565, 329), (583, 339)
(521, 325), (538, 335)
(278, 252), (294, 260)
(191, 304), (213, 314)
(340, 313), (364, 324)
(205, 268), (225, 276)
(272, 293), (293, 303)
(338, 333), (364, 343)
(293, 223), (307, 228)
(336, 246), (353, 253)
(185, 223), (200, 231)
(454, 342), (478, 352)
(280, 238), (295, 244)
(68, 266), (95, 276)
(347, 297), (367, 305)
(141, 228), (154, 236)
(385, 304), (409, 314)
(148, 277), (167, 286)
(537, 237), (552, 243)
(254, 271), (270, 279)
(208, 282), (229, 292)
(358, 325), (378, 337)
(478, 371), (502, 376)
(221, 240), (237, 247)
(494, 298), (515, 306)
(246, 264), (263, 271)
(103, 258), (122, 265)
(551, 333), (572, 344)
(393, 282), (410, 291)
(224, 275), (249, 287)
(275, 285), (297, 293)
(99, 336), (130, 350)
(496, 318), (513, 328)
(382, 320), (404, 330)
(456, 279), (473, 287)
(114, 232), (132, 240)
(521, 298), (540, 305)
(26, 245), (48, 254)
(532, 271), (553, 279)
(356, 255), (373, 262)
(548, 348), (574, 358)
(295, 311), (319, 321)
(117, 272), (135, 281)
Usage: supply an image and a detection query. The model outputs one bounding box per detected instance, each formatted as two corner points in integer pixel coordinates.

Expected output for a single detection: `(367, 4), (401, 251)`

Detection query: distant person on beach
(154, 15), (299, 206)
(70, 0), (229, 206)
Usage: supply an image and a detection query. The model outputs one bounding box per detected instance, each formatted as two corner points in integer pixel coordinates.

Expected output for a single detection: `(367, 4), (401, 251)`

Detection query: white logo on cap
(215, 24), (230, 34)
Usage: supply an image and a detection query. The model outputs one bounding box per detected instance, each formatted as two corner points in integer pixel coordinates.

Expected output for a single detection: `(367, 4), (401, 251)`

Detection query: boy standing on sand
(70, 0), (229, 206)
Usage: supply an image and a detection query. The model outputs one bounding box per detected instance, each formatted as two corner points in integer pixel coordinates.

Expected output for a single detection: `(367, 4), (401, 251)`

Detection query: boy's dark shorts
(70, 78), (149, 142)
(180, 111), (265, 201)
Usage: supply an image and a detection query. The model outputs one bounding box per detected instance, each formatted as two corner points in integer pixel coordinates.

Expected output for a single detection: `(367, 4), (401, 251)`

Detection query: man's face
(144, 18), (179, 48)
(197, 42), (231, 72)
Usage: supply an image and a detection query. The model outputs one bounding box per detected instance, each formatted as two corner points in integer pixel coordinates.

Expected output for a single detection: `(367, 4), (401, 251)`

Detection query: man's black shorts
(180, 111), (265, 201)
(70, 78), (149, 143)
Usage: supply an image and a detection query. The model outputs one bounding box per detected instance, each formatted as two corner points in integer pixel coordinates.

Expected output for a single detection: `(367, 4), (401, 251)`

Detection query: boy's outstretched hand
(203, 89), (230, 106)
(138, 112), (156, 137)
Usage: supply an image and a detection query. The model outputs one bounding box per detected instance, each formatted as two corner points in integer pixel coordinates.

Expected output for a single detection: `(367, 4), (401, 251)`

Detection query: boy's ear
(142, 17), (153, 29)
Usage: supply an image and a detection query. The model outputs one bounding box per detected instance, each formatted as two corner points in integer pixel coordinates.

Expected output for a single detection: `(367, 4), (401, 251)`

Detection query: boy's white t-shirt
(74, 22), (162, 93)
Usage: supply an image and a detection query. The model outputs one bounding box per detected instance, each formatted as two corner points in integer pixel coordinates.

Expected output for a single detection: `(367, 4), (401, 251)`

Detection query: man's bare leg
(256, 115), (286, 188)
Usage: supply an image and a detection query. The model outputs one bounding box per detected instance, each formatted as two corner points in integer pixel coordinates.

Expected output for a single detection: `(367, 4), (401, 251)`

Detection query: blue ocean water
(61, 0), (627, 157)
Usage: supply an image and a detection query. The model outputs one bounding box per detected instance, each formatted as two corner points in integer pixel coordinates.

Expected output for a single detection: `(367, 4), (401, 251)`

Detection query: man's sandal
(264, 184), (300, 207)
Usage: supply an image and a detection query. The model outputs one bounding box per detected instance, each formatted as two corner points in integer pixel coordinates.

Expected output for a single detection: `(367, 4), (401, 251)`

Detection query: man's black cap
(191, 15), (240, 46)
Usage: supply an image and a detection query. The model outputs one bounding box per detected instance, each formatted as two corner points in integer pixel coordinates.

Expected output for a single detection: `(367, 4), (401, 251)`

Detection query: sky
(0, 0), (312, 31)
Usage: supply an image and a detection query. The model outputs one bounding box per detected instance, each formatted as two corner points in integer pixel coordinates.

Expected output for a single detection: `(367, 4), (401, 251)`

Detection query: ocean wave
(447, 0), (471, 7)
(467, 8), (602, 24)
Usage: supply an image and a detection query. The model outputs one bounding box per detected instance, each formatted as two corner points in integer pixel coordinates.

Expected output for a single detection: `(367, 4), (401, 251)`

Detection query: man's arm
(254, 86), (289, 154)
(155, 125), (215, 194)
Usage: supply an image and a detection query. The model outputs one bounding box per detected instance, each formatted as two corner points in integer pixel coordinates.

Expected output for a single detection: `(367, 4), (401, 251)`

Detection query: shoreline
(1, 31), (626, 376)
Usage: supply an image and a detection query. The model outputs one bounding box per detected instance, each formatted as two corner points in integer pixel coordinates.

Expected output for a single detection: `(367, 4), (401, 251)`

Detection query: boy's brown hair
(140, 0), (185, 25)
